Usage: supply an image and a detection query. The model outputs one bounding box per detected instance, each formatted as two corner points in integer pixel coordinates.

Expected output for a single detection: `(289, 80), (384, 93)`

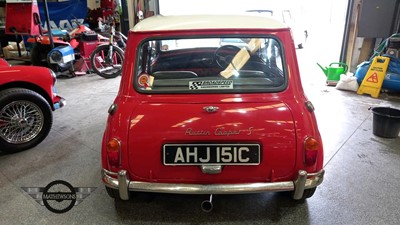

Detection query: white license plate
(163, 144), (260, 165)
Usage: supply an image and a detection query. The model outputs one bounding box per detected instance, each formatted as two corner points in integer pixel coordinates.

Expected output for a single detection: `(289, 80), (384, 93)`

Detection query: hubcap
(0, 101), (44, 144)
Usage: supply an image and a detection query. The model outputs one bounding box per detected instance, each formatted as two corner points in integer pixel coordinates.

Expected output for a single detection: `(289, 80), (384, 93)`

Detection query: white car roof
(132, 15), (288, 32)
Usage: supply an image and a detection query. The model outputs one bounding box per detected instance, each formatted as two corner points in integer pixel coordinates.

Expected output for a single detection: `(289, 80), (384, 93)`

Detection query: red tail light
(304, 137), (320, 166)
(106, 138), (121, 167)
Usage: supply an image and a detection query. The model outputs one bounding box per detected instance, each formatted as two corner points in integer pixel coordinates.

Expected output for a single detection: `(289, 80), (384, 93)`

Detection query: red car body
(0, 59), (64, 110)
(102, 15), (324, 204)
(0, 58), (65, 153)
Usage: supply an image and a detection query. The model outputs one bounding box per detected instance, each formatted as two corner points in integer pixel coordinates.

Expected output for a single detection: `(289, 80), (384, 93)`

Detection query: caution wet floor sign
(357, 56), (390, 98)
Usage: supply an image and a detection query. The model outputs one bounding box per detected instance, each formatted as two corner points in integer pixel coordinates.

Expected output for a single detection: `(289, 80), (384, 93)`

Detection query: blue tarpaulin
(38, 0), (87, 29)
(355, 55), (400, 92)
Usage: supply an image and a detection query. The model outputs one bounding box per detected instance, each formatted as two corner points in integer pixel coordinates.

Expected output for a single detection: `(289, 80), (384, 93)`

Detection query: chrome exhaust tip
(201, 194), (213, 212)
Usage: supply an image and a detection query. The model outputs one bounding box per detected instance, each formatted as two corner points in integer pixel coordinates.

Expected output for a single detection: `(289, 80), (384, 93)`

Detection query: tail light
(106, 138), (121, 167)
(304, 137), (320, 166)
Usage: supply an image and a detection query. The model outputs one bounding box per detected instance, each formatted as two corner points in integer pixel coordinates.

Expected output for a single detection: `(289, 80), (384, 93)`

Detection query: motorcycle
(90, 17), (127, 79)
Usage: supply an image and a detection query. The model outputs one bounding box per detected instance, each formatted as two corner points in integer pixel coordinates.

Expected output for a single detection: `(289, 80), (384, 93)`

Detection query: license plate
(163, 144), (260, 165)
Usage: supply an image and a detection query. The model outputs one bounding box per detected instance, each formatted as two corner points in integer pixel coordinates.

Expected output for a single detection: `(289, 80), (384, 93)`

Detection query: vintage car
(0, 58), (65, 153)
(101, 15), (324, 210)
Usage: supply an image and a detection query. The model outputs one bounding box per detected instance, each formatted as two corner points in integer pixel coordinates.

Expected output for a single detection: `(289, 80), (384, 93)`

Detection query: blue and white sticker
(189, 80), (233, 90)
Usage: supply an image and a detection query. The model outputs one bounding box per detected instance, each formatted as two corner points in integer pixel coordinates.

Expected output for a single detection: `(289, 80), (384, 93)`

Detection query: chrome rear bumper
(102, 169), (325, 200)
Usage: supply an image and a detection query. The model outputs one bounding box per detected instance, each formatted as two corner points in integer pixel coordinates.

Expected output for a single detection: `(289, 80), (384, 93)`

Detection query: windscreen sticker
(189, 80), (233, 90)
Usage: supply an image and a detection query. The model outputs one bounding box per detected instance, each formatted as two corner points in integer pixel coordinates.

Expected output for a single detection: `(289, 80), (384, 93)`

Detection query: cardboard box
(2, 41), (27, 59)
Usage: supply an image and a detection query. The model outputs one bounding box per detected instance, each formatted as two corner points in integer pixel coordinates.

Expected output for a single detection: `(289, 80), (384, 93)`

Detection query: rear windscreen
(135, 36), (287, 93)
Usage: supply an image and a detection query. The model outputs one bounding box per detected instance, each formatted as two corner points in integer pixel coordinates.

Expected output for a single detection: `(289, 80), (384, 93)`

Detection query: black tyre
(301, 187), (316, 199)
(280, 187), (317, 202)
(105, 186), (130, 200)
(0, 88), (53, 153)
(90, 44), (124, 79)
(31, 43), (51, 67)
(106, 186), (119, 198)
(291, 187), (316, 201)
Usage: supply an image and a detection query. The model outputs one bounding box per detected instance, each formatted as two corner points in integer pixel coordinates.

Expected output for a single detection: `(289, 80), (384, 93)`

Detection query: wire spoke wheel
(91, 45), (124, 79)
(0, 88), (53, 153)
(0, 100), (44, 144)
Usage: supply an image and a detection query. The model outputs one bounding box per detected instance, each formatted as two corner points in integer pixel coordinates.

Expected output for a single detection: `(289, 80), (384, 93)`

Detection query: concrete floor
(1, 45), (400, 224)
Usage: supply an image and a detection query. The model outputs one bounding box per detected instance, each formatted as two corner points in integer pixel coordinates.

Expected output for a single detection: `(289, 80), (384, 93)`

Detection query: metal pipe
(201, 194), (213, 212)
(42, 0), (54, 49)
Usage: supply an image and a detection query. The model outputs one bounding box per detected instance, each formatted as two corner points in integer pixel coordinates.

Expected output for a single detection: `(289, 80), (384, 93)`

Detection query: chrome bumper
(102, 169), (325, 200)
(53, 96), (66, 110)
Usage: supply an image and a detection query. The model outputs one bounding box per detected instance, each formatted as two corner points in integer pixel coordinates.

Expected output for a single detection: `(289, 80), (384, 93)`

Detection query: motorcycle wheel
(90, 44), (124, 79)
(31, 43), (51, 67)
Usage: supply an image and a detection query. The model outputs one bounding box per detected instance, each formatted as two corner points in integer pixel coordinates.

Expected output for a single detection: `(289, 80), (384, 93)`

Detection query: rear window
(135, 36), (286, 93)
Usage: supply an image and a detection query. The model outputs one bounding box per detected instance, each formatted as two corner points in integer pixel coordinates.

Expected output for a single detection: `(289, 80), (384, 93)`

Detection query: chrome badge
(203, 106), (219, 113)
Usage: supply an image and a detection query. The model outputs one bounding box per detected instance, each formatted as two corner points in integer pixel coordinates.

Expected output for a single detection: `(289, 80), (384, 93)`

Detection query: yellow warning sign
(357, 56), (390, 98)
(366, 73), (379, 83)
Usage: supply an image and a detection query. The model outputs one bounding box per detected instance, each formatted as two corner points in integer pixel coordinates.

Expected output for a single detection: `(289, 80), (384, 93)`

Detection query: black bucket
(371, 107), (400, 138)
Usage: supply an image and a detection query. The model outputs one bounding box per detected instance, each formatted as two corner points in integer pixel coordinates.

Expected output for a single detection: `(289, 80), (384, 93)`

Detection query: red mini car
(102, 15), (324, 209)
(0, 59), (65, 153)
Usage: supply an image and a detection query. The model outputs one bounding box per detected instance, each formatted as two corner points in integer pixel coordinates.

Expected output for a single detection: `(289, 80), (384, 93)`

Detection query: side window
(139, 41), (158, 74)
(267, 39), (284, 71)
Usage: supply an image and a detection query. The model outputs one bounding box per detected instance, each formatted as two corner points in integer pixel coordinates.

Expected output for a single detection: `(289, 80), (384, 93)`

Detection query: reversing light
(106, 138), (121, 167)
(304, 137), (319, 166)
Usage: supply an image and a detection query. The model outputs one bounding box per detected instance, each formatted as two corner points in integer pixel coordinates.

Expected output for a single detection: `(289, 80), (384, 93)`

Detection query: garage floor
(1, 46), (400, 225)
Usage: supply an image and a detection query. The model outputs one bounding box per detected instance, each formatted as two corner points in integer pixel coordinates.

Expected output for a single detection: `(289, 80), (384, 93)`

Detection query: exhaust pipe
(201, 194), (213, 212)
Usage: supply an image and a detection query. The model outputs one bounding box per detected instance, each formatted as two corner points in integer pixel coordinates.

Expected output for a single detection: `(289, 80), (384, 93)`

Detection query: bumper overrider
(53, 95), (66, 110)
(102, 169), (325, 200)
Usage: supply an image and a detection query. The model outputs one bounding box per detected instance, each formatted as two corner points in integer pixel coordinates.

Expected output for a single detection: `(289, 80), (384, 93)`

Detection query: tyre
(280, 187), (317, 201)
(105, 186), (130, 200)
(90, 44), (124, 79)
(105, 186), (120, 199)
(292, 187), (316, 201)
(31, 43), (51, 67)
(301, 187), (316, 199)
(0, 88), (53, 153)
(302, 187), (317, 199)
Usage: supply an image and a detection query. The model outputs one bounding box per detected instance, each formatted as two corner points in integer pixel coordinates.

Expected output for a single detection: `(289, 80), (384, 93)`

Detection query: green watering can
(317, 62), (349, 85)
